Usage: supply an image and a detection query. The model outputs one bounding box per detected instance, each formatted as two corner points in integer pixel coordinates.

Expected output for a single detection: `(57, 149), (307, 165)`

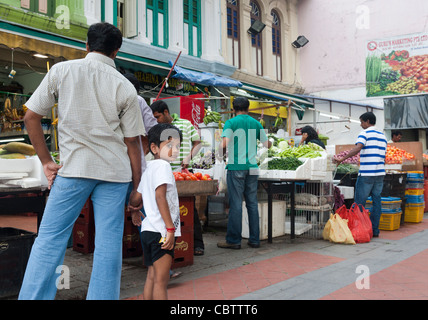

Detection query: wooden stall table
(0, 186), (49, 233)
(258, 179), (307, 243)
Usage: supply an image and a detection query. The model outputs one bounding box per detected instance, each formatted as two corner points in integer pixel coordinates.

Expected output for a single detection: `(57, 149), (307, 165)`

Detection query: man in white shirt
(19, 23), (145, 300)
(336, 112), (387, 237)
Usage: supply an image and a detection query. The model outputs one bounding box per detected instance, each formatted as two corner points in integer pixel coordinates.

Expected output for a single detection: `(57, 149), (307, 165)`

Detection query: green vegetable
(336, 163), (359, 174)
(268, 157), (303, 171)
(277, 145), (321, 159)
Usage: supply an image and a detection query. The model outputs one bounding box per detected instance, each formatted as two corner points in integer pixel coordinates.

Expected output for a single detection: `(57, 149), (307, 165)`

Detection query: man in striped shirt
(336, 112), (387, 237)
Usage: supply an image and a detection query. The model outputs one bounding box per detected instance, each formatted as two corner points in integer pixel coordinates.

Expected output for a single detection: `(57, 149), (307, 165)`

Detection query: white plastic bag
(214, 162), (227, 193)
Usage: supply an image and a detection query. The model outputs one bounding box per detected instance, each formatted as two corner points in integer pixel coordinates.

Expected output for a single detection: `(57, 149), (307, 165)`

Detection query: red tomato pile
(173, 170), (212, 181)
(385, 145), (415, 164)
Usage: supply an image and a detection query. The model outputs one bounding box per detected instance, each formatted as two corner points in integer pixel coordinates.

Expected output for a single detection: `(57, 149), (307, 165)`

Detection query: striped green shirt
(171, 114), (200, 171)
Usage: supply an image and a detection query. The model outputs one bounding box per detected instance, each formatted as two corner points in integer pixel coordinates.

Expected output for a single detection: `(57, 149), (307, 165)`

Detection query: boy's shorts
(141, 231), (175, 266)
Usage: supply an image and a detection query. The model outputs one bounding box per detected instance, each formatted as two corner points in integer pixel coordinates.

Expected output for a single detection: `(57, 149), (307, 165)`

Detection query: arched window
(146, 0), (168, 48)
(250, 1), (262, 75)
(184, 0), (201, 57)
(271, 10), (282, 81)
(226, 0), (240, 68)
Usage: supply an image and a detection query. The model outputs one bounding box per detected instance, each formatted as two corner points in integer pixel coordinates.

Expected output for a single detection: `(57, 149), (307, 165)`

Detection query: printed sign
(366, 32), (428, 97)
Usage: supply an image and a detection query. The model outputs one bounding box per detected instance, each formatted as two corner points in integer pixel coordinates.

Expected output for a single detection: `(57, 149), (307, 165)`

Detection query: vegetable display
(385, 145), (415, 164)
(0, 142), (35, 159)
(174, 170), (212, 181)
(333, 150), (360, 164)
(267, 157), (303, 171)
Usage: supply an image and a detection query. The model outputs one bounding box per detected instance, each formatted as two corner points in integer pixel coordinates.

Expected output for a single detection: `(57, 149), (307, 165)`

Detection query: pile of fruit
(0, 142), (35, 159)
(202, 109), (222, 125)
(385, 145), (415, 164)
(174, 170), (212, 181)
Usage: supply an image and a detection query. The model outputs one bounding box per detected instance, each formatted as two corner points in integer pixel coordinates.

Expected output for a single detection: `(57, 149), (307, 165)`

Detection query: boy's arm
(155, 184), (175, 250)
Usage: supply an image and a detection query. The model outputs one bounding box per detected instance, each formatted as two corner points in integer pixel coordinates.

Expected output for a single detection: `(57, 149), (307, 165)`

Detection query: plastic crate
(123, 210), (142, 258)
(172, 229), (194, 269)
(379, 212), (401, 231)
(405, 194), (424, 204)
(72, 221), (95, 254)
(404, 203), (424, 223)
(0, 227), (36, 298)
(407, 171), (424, 181)
(405, 188), (424, 196)
(179, 197), (194, 233)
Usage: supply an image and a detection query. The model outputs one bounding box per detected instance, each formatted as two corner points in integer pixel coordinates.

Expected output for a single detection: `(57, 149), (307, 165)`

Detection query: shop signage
(366, 31), (428, 97)
(134, 71), (200, 96)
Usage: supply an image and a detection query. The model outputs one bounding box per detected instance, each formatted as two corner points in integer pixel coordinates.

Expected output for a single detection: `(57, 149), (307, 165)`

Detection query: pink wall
(297, 0), (428, 93)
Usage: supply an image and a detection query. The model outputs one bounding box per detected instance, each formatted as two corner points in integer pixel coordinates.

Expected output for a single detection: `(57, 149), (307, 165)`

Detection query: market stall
(333, 141), (425, 231)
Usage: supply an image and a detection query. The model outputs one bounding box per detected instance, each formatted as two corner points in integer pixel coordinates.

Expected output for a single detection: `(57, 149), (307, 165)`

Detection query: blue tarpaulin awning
(169, 61), (243, 87)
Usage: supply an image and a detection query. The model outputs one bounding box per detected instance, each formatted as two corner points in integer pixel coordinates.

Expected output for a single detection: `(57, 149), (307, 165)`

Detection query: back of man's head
(233, 97), (250, 112)
(87, 22), (123, 57)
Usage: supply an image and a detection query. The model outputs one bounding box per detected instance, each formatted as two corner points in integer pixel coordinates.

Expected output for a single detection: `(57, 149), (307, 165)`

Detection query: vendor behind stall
(298, 125), (325, 149)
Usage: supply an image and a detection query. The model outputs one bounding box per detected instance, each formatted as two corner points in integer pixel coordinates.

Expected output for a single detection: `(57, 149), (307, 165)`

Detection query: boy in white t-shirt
(129, 123), (182, 300)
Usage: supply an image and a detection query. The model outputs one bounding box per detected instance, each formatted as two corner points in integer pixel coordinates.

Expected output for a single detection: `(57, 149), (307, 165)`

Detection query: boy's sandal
(170, 271), (182, 280)
(194, 247), (204, 256)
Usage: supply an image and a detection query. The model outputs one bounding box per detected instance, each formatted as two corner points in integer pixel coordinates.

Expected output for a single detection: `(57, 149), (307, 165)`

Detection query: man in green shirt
(217, 97), (271, 249)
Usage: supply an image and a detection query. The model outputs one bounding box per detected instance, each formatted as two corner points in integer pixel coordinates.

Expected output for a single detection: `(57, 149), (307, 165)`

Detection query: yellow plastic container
(404, 203), (424, 223)
(379, 212), (401, 231)
(405, 188), (424, 196)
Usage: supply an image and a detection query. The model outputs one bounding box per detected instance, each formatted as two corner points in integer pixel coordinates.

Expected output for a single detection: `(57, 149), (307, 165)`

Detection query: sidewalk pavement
(2, 213), (428, 300)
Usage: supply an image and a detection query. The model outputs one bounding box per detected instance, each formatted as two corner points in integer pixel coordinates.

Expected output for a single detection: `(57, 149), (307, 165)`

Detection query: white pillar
(168, 0), (186, 53)
(201, 0), (224, 62)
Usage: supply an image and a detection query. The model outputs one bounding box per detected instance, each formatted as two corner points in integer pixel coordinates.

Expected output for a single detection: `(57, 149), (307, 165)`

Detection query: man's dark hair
(359, 112), (376, 125)
(87, 22), (123, 57)
(148, 123), (182, 155)
(392, 130), (402, 137)
(150, 100), (169, 114)
(123, 73), (140, 91)
(233, 97), (250, 112)
(301, 126), (319, 141)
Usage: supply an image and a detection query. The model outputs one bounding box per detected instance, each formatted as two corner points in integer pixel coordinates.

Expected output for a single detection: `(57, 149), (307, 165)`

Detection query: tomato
(194, 172), (203, 180)
(176, 175), (184, 181)
(185, 175), (192, 180)
(189, 174), (198, 181)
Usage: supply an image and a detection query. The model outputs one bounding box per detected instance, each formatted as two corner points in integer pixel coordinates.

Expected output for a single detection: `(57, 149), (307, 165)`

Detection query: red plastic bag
(336, 204), (372, 243)
(348, 203), (373, 243)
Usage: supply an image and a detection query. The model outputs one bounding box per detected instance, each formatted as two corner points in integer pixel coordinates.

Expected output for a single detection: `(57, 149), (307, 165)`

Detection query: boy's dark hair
(123, 73), (140, 91)
(150, 100), (169, 114)
(301, 125), (319, 141)
(359, 112), (376, 125)
(233, 97), (250, 112)
(87, 22), (123, 57)
(148, 123), (182, 155)
(392, 130), (402, 137)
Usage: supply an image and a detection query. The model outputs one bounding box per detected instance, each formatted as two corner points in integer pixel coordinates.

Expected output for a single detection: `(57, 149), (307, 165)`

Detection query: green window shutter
(183, 0), (201, 57)
(146, 0), (168, 48)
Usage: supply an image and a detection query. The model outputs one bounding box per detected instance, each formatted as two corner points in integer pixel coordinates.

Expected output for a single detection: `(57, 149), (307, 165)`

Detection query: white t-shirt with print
(137, 159), (181, 237)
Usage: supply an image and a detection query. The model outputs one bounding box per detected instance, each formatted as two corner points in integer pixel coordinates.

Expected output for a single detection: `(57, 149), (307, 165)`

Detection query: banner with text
(366, 32), (428, 97)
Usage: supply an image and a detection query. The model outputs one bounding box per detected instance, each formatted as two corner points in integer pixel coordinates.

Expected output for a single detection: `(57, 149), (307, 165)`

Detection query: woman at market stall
(298, 125), (325, 149)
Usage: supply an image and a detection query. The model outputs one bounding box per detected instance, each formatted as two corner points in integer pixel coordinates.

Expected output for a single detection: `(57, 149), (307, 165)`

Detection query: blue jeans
(226, 170), (260, 245)
(354, 175), (384, 236)
(18, 176), (130, 300)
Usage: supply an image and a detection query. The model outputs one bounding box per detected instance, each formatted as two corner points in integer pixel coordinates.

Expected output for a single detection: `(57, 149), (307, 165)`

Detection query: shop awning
(169, 61), (243, 88)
